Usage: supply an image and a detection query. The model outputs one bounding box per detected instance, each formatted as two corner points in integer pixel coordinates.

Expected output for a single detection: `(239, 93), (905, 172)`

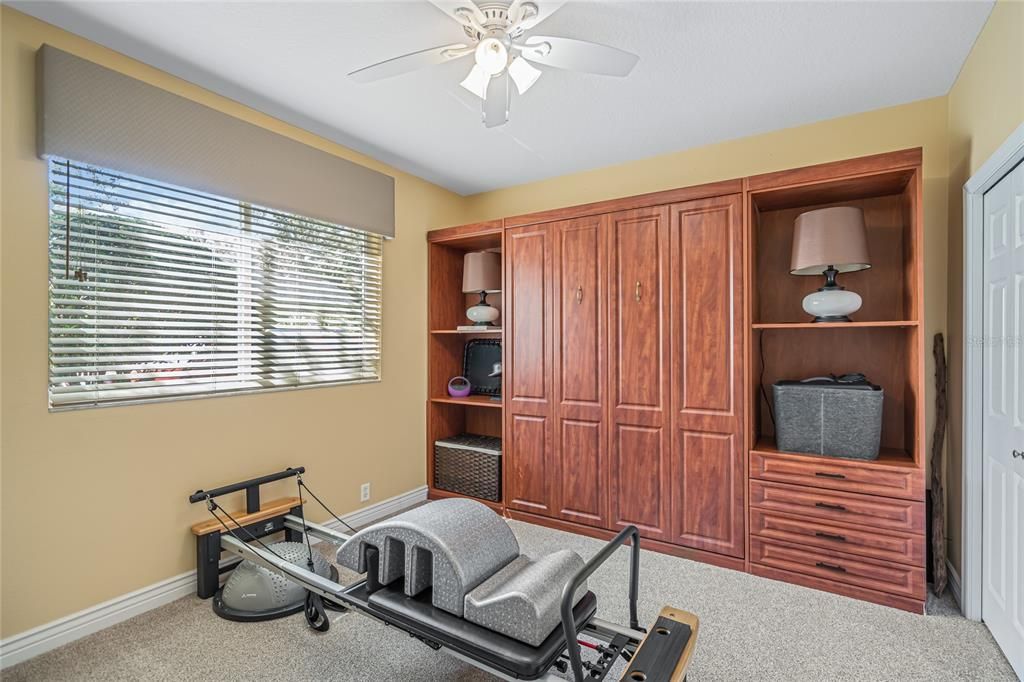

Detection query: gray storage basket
(773, 380), (884, 460)
(434, 433), (502, 502)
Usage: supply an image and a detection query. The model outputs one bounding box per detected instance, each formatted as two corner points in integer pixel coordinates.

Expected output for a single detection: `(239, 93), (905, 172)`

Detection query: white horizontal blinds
(49, 158), (383, 409)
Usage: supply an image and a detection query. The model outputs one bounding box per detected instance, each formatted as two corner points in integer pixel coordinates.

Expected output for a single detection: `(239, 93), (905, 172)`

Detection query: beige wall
(0, 7), (467, 637)
(945, 0), (1024, 575)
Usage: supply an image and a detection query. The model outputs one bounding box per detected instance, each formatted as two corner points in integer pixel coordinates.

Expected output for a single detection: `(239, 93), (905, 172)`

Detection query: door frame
(962, 121), (1024, 621)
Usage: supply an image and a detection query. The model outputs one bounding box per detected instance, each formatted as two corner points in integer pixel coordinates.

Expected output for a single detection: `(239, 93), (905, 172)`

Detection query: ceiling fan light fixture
(508, 56), (541, 94)
(460, 63), (490, 99)
(475, 37), (508, 76)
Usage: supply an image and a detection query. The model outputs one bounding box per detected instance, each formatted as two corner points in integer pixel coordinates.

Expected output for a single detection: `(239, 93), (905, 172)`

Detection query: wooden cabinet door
(553, 216), (607, 527)
(607, 206), (671, 541)
(668, 194), (745, 557)
(505, 224), (556, 515)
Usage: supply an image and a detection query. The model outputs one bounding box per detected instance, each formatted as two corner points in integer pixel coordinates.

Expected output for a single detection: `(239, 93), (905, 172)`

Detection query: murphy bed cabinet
(426, 149), (927, 613)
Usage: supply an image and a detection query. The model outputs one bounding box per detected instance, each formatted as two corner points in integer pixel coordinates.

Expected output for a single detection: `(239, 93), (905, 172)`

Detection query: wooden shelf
(430, 329), (502, 335)
(752, 438), (915, 469)
(428, 486), (504, 513)
(752, 320), (919, 330)
(430, 395), (503, 408)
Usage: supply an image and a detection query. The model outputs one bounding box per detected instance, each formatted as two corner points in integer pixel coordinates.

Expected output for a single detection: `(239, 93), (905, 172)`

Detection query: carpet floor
(5, 519), (1014, 681)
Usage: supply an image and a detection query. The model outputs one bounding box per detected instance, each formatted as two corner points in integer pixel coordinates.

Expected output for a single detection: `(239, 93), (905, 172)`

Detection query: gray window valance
(36, 45), (395, 238)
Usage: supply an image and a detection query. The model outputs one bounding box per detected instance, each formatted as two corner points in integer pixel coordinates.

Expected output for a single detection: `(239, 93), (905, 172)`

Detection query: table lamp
(790, 206), (871, 322)
(462, 251), (501, 326)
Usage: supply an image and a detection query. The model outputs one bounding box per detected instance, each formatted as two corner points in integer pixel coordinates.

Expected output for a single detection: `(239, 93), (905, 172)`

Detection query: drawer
(751, 537), (926, 599)
(751, 450), (923, 499)
(750, 480), (925, 533)
(750, 509), (925, 566)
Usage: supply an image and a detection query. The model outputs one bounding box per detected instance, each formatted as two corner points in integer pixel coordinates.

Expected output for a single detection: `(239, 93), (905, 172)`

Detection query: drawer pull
(815, 501), (847, 511)
(815, 471), (846, 479)
(814, 531), (847, 542)
(816, 561), (847, 573)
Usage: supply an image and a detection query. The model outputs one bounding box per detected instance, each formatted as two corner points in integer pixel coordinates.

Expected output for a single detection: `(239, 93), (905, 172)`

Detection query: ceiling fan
(348, 1), (639, 128)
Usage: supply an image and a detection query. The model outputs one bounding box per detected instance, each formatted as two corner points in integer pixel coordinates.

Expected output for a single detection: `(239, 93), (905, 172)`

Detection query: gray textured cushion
(464, 550), (588, 646)
(336, 498), (520, 616)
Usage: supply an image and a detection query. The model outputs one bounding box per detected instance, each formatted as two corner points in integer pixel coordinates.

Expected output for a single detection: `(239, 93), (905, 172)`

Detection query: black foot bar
(560, 525), (641, 682)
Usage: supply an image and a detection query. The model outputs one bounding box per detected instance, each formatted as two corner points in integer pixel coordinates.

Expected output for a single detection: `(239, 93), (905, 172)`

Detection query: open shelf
(430, 395), (502, 408)
(430, 329), (503, 335)
(752, 320), (919, 330)
(752, 437), (916, 470)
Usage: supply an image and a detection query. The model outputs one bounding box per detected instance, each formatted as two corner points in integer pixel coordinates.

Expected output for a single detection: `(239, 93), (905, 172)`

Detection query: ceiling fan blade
(428, 0), (487, 30)
(483, 72), (510, 128)
(519, 35), (639, 77)
(349, 43), (471, 83)
(509, 0), (566, 32)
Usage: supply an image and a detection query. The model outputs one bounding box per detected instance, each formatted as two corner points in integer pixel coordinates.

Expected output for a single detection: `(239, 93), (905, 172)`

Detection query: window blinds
(48, 159), (383, 409)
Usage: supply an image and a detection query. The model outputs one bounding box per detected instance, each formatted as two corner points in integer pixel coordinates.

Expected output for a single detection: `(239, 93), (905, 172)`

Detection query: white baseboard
(946, 558), (963, 610)
(0, 485), (427, 669)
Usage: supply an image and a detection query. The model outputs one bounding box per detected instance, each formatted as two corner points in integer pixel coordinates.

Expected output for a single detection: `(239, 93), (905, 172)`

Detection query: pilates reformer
(189, 467), (699, 682)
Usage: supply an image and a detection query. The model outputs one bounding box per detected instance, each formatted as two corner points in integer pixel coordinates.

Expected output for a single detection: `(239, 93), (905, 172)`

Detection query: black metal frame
(189, 467), (305, 599)
(560, 525), (641, 681)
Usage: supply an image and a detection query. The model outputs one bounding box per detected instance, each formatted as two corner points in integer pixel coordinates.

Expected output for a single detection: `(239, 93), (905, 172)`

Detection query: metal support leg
(284, 506), (304, 542)
(196, 531), (221, 599)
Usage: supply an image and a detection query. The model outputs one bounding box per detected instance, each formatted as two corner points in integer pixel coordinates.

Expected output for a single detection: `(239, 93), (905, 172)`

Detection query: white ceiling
(13, 1), (993, 195)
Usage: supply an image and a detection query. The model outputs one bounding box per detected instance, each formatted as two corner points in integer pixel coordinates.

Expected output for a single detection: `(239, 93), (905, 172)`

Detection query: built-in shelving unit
(426, 221), (505, 508)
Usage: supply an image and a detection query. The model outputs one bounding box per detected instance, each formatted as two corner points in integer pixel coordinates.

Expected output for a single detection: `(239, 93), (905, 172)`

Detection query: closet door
(669, 194), (745, 557)
(505, 223), (556, 516)
(553, 215), (607, 527)
(607, 206), (672, 541)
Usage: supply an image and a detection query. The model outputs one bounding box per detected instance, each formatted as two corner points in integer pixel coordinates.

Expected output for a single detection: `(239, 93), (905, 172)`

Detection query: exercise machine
(189, 467), (699, 682)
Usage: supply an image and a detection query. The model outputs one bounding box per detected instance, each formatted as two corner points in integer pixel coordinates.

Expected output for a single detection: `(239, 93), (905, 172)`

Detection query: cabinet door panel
(554, 216), (607, 526)
(669, 195), (745, 557)
(607, 207), (671, 539)
(506, 225), (554, 515)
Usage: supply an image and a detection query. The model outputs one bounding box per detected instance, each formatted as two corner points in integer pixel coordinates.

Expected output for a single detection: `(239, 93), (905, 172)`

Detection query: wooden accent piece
(750, 509), (926, 566)
(750, 480), (925, 533)
(554, 216), (608, 527)
(430, 396), (503, 408)
(752, 321), (919, 329)
(625, 606), (700, 682)
(427, 220), (503, 245)
(751, 537), (925, 599)
(747, 148), (920, 194)
(191, 497), (303, 536)
(502, 179), (743, 228)
(750, 449), (923, 499)
(607, 206), (672, 541)
(505, 224), (555, 515)
(668, 195), (745, 557)
(750, 563), (925, 614)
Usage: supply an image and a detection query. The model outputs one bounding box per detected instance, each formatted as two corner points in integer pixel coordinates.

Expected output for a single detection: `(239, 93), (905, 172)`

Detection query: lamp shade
(790, 206), (871, 275)
(462, 251), (501, 293)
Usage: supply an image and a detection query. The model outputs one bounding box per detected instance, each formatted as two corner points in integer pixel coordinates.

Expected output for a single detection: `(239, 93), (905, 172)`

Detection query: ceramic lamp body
(802, 288), (862, 322)
(467, 304), (500, 324)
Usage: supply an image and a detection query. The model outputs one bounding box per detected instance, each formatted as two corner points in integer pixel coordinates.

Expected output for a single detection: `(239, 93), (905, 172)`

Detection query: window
(48, 159), (383, 409)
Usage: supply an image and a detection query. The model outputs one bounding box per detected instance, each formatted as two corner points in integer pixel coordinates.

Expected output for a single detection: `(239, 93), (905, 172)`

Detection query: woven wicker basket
(434, 433), (502, 502)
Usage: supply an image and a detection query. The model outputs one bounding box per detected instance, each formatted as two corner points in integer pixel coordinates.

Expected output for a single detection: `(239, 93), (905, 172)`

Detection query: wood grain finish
(750, 480), (925, 533)
(554, 216), (607, 527)
(608, 206), (671, 541)
(750, 564), (925, 614)
(751, 537), (925, 599)
(505, 224), (554, 515)
(191, 497), (303, 536)
(750, 450), (923, 500)
(669, 195), (745, 557)
(750, 509), (926, 566)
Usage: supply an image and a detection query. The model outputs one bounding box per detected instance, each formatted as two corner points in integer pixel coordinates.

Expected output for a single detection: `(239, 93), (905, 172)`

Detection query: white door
(982, 158), (1024, 679)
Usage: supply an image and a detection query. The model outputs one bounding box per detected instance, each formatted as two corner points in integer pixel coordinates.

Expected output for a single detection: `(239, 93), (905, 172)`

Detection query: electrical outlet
(360, 482), (371, 502)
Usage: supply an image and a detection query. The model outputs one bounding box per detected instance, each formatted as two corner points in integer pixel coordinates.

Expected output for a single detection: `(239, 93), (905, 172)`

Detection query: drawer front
(750, 509), (925, 566)
(750, 480), (925, 533)
(751, 537), (925, 599)
(751, 451), (923, 500)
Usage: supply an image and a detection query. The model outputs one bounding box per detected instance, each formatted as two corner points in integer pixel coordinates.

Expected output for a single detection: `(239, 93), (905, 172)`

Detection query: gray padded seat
(464, 550), (588, 646)
(336, 498), (520, 616)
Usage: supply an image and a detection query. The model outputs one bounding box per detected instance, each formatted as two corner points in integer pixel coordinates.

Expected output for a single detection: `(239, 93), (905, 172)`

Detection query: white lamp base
(802, 288), (862, 322)
(467, 304), (500, 325)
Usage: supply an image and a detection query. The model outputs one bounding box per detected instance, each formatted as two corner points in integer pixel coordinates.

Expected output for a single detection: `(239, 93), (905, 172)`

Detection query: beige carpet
(5, 519), (1015, 681)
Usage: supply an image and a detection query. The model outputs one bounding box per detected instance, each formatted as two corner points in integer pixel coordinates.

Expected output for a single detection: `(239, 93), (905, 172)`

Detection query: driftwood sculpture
(931, 333), (948, 595)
